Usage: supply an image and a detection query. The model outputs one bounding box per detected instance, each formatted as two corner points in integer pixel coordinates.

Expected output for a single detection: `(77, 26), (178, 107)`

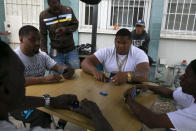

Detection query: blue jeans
(50, 48), (80, 69)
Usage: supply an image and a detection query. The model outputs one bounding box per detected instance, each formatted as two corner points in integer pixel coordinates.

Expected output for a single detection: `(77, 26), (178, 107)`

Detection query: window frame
(79, 0), (152, 34)
(161, 0), (196, 40)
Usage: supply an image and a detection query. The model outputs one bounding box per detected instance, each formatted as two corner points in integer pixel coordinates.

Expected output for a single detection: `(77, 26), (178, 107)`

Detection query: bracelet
(127, 72), (132, 82)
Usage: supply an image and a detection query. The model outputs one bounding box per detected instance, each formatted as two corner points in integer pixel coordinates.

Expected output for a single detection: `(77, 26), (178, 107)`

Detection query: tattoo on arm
(131, 63), (150, 82)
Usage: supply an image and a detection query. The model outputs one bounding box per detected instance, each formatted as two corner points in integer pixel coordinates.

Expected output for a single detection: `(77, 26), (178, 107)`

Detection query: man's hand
(44, 74), (62, 83)
(62, 67), (75, 79)
(135, 84), (151, 92)
(74, 99), (102, 118)
(92, 70), (106, 82)
(74, 99), (114, 131)
(51, 94), (78, 109)
(124, 88), (136, 104)
(111, 72), (127, 85)
(55, 27), (67, 35)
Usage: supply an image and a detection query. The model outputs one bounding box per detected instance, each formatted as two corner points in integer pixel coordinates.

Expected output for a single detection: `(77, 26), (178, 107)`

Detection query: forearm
(128, 99), (172, 128)
(92, 113), (113, 131)
(19, 96), (58, 110)
(148, 86), (173, 99)
(21, 96), (45, 109)
(81, 59), (98, 75)
(25, 77), (45, 86)
(131, 70), (149, 82)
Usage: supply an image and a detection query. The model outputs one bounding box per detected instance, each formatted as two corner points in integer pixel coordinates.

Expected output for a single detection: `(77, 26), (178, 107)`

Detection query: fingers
(111, 76), (119, 85)
(124, 88), (135, 103)
(53, 74), (62, 82)
(124, 88), (131, 97)
(80, 99), (96, 109)
(63, 69), (74, 79)
(94, 71), (105, 82)
(45, 74), (62, 83)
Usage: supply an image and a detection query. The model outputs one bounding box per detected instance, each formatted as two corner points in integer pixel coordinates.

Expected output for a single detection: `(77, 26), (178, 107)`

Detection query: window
(79, 0), (152, 33)
(110, 0), (145, 27)
(84, 4), (93, 25)
(161, 0), (196, 39)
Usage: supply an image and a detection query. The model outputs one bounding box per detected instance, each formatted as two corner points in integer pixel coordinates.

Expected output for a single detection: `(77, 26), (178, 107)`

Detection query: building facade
(0, 0), (196, 82)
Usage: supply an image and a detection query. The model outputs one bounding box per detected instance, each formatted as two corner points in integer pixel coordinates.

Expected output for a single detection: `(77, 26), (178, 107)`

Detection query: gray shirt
(14, 47), (56, 77)
(0, 121), (62, 131)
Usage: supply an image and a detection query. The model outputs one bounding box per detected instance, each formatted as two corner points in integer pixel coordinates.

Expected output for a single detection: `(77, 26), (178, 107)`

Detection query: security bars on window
(84, 0), (150, 29)
(164, 0), (196, 33)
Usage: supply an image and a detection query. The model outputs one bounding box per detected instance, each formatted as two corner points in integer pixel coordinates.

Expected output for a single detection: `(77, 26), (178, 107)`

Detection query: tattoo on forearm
(132, 68), (149, 81)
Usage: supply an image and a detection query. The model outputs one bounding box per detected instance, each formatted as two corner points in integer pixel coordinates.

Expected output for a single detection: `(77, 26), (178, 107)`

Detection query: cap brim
(136, 23), (145, 26)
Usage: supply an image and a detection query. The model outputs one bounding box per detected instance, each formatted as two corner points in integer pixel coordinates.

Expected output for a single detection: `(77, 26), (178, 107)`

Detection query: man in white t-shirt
(12, 25), (75, 129)
(124, 59), (196, 131)
(15, 25), (74, 87)
(81, 28), (150, 85)
(0, 40), (113, 131)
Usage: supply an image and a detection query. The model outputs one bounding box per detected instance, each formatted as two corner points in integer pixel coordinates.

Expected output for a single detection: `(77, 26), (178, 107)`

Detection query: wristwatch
(43, 94), (51, 108)
(127, 72), (132, 82)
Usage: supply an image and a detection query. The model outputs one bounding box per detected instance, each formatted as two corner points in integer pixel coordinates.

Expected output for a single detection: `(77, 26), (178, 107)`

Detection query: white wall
(158, 38), (196, 66)
(79, 33), (115, 49)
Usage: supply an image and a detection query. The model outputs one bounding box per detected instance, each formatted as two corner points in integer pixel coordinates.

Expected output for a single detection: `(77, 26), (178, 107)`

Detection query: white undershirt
(94, 45), (149, 73)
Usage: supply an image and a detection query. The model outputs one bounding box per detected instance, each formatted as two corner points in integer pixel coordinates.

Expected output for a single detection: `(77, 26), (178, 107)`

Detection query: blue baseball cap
(136, 20), (145, 26)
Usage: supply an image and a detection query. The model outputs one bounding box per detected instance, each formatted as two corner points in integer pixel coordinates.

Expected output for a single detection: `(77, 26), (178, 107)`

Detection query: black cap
(190, 59), (196, 75)
(80, 0), (101, 4)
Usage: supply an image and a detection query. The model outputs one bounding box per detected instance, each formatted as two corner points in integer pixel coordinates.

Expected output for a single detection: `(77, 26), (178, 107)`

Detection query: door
(4, 0), (44, 43)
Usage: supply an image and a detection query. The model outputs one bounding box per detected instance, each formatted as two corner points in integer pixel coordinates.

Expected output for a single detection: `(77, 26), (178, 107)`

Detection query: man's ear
(19, 36), (23, 43)
(130, 40), (132, 45)
(114, 37), (117, 43)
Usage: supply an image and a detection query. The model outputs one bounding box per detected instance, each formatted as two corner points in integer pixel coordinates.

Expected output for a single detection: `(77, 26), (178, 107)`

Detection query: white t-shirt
(167, 87), (196, 131)
(94, 45), (149, 73)
(15, 47), (56, 77)
(0, 121), (62, 131)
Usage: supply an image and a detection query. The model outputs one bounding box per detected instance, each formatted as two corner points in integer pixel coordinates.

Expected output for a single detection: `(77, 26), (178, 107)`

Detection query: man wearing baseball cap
(132, 20), (153, 65)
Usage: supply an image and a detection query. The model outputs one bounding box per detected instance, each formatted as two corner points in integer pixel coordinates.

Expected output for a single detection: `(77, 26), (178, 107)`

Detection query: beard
(34, 49), (39, 54)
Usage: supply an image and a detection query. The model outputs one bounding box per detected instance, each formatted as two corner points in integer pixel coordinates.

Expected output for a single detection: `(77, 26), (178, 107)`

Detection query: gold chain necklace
(116, 54), (128, 72)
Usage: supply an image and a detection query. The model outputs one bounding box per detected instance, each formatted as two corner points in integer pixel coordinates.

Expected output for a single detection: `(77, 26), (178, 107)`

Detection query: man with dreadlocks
(124, 59), (196, 131)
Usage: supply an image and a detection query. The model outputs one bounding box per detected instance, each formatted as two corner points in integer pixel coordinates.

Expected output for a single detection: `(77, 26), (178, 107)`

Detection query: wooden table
(26, 69), (157, 131)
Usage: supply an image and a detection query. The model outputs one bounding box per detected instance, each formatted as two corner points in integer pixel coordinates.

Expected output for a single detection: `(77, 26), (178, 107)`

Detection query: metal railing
(163, 0), (196, 34)
(84, 0), (151, 30)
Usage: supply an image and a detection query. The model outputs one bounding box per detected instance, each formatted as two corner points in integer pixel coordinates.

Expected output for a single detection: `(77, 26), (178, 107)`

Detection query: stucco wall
(158, 38), (196, 66)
